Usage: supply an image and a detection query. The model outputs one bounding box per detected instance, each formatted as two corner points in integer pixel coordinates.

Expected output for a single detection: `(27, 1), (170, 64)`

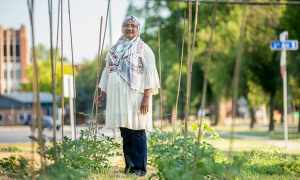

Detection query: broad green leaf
(189, 121), (198, 131)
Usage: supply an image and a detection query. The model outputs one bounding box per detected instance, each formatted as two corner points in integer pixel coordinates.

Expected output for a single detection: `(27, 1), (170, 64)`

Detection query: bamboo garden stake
(190, 0), (199, 67)
(195, 0), (218, 164)
(229, 1), (247, 159)
(184, 0), (192, 169)
(68, 0), (77, 139)
(27, 0), (45, 175)
(47, 0), (58, 162)
(61, 0), (64, 140)
(158, 23), (163, 144)
(53, 0), (60, 156)
(172, 11), (186, 143)
(87, 0), (110, 140)
(95, 17), (103, 156)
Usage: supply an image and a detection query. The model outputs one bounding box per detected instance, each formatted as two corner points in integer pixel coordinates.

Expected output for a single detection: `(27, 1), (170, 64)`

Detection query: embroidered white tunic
(98, 44), (160, 132)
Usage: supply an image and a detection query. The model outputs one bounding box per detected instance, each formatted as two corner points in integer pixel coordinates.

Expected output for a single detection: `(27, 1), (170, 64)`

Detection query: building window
(11, 71), (13, 79)
(0, 113), (4, 123)
(4, 45), (6, 56)
(17, 112), (26, 123)
(4, 71), (7, 79)
(27, 113), (32, 121)
(16, 70), (21, 79)
(10, 45), (13, 56)
(16, 45), (20, 56)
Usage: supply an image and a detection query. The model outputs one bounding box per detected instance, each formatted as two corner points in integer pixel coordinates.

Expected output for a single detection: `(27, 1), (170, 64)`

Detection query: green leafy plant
(238, 147), (300, 177)
(0, 146), (23, 152)
(27, 112), (121, 179)
(148, 123), (241, 180)
(0, 154), (29, 179)
(187, 120), (223, 142)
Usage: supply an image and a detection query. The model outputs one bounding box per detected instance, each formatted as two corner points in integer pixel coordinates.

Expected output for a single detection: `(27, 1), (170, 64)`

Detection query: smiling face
(122, 19), (138, 40)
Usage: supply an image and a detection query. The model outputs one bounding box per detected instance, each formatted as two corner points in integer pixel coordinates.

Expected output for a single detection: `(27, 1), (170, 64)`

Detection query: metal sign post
(270, 31), (298, 148)
(64, 75), (75, 140)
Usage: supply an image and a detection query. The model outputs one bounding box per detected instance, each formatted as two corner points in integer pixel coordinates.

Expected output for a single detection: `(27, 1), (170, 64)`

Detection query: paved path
(0, 125), (122, 143)
(1, 126), (299, 151)
(219, 132), (300, 151)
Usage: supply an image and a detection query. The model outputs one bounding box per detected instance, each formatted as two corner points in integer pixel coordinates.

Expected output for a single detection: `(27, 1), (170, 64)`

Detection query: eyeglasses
(123, 24), (138, 29)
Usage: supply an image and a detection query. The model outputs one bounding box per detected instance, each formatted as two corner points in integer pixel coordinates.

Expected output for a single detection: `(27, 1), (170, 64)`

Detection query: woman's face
(122, 19), (138, 40)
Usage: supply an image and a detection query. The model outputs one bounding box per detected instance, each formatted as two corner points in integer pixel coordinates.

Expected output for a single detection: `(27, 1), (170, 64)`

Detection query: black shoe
(131, 169), (146, 176)
(124, 167), (133, 174)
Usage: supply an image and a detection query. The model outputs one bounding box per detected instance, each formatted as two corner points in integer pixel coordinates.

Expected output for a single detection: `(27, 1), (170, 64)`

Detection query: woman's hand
(140, 96), (149, 115)
(140, 89), (152, 115)
(94, 91), (106, 107)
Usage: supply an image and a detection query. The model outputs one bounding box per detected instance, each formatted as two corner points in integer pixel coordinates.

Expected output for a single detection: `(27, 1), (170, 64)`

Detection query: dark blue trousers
(119, 127), (147, 176)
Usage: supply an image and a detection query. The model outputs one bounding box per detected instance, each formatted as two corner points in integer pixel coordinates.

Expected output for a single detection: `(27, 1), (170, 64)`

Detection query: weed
(0, 146), (23, 152)
(0, 154), (29, 179)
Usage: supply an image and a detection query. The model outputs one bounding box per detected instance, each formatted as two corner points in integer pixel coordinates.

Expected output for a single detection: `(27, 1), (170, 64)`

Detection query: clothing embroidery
(108, 57), (143, 75)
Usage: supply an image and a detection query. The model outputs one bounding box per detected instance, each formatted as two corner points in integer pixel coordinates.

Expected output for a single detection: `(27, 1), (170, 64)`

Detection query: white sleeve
(142, 45), (160, 95)
(98, 54), (110, 93)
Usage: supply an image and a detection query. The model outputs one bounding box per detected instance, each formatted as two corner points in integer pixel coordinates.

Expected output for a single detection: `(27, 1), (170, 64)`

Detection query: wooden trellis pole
(67, 0), (77, 140)
(190, 0), (199, 67)
(184, 0), (192, 170)
(54, 0), (60, 146)
(27, 0), (45, 175)
(47, 0), (58, 162)
(158, 23), (163, 144)
(172, 11), (186, 143)
(87, 0), (110, 141)
(194, 0), (218, 165)
(228, 0), (247, 159)
(95, 16), (103, 156)
(61, 0), (64, 140)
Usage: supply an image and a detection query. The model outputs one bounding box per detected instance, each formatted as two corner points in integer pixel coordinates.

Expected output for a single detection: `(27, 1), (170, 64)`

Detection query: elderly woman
(95, 15), (160, 176)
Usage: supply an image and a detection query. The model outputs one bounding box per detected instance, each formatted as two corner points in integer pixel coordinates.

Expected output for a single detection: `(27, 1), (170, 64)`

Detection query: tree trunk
(214, 98), (219, 125)
(298, 106), (300, 133)
(171, 105), (176, 125)
(217, 97), (226, 126)
(250, 108), (256, 129)
(262, 104), (268, 125)
(280, 109), (284, 124)
(269, 93), (275, 131)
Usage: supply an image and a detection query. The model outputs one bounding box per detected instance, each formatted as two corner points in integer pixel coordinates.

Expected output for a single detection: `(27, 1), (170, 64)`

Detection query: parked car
(28, 115), (61, 131)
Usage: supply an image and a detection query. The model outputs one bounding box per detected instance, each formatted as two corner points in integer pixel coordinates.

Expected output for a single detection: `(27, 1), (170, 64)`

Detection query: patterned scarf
(109, 15), (145, 102)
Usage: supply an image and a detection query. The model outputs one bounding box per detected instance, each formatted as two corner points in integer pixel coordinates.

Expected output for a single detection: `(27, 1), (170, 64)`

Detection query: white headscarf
(109, 15), (145, 103)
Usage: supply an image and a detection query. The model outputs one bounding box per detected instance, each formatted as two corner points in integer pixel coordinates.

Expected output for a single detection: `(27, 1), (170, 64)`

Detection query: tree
(127, 1), (293, 131)
(277, 4), (300, 132)
(75, 51), (108, 113)
(243, 5), (283, 131)
(20, 44), (77, 106)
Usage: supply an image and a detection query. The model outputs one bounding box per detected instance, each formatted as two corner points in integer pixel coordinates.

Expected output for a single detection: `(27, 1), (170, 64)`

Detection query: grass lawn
(234, 130), (300, 141)
(212, 125), (300, 142)
(205, 133), (300, 155)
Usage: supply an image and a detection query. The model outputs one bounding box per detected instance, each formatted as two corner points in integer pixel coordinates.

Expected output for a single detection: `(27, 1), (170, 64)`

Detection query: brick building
(0, 92), (60, 126)
(0, 25), (30, 94)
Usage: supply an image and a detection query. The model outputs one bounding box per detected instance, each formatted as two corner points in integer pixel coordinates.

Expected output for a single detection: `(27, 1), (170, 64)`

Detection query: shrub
(147, 121), (242, 180)
(33, 126), (121, 179)
(238, 147), (300, 177)
(148, 121), (300, 179)
(0, 154), (29, 179)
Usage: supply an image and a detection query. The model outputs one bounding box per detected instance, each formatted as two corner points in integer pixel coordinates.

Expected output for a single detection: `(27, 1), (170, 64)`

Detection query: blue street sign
(270, 40), (298, 50)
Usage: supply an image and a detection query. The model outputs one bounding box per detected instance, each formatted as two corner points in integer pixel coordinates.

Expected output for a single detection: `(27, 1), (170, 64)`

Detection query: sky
(0, 0), (134, 64)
